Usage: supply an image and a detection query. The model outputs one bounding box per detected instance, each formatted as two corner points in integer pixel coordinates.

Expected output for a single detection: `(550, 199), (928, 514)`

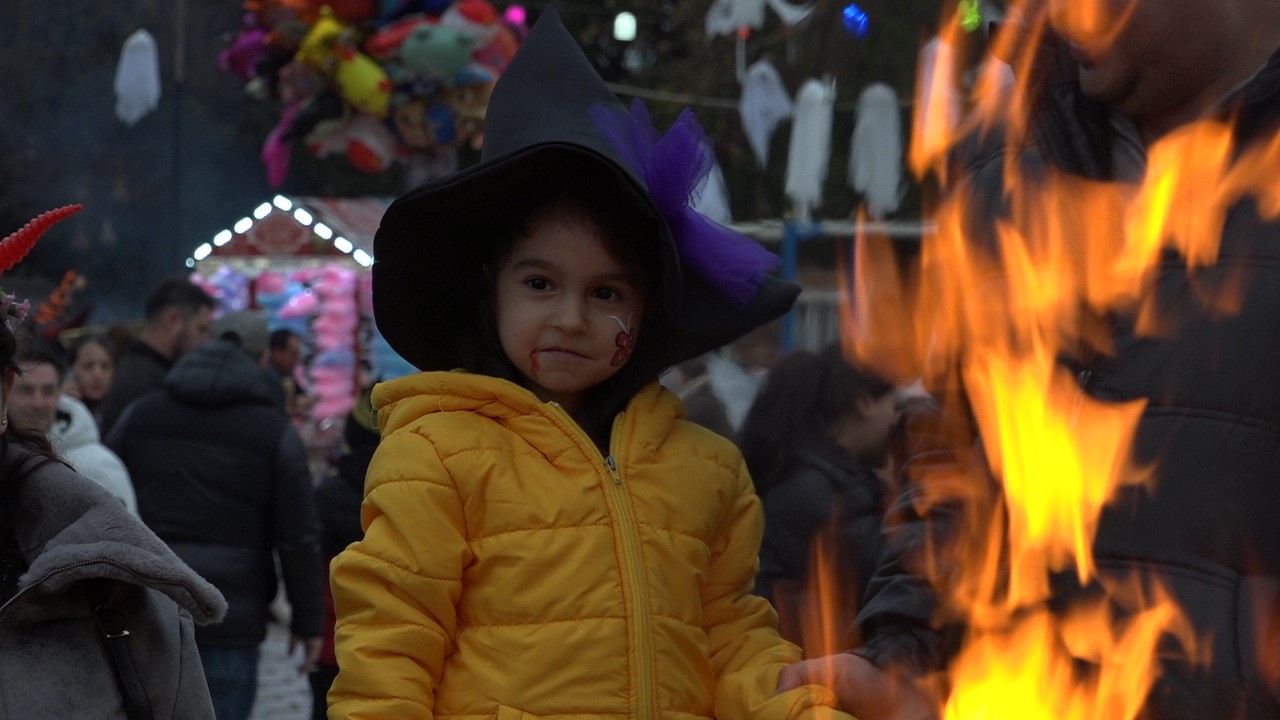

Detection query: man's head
(269, 329), (302, 374)
(141, 278), (216, 361)
(9, 341), (66, 433)
(1046, 0), (1280, 138)
(209, 311), (270, 366)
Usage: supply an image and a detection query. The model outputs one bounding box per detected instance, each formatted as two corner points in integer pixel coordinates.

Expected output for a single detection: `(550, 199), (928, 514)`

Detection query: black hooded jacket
(107, 338), (324, 647)
(856, 47), (1280, 719)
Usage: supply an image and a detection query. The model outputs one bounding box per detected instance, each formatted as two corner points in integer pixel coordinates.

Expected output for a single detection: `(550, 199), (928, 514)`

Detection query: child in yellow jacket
(328, 8), (851, 720)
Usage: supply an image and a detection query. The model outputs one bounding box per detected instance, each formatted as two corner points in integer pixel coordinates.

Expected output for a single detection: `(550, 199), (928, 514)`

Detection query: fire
(827, 0), (1280, 716)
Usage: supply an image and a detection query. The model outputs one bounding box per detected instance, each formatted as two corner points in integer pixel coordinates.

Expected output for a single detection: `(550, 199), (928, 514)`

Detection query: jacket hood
(3, 449), (227, 624)
(373, 371), (684, 447)
(165, 338), (277, 408)
(49, 395), (99, 453)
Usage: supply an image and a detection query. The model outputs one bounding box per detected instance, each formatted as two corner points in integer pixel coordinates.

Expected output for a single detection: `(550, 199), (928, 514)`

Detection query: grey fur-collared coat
(0, 449), (227, 719)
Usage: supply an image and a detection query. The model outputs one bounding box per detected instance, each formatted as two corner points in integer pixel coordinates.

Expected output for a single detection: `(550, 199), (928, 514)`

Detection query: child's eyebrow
(509, 257), (637, 285)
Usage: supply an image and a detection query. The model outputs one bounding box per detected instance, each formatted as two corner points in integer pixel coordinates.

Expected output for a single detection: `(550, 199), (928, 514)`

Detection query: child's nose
(552, 297), (589, 332)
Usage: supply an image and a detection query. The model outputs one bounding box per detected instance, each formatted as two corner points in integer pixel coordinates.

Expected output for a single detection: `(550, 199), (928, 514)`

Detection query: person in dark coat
(99, 278), (215, 435)
(740, 345), (897, 649)
(308, 385), (377, 719)
(107, 311), (324, 720)
(779, 3), (1280, 719)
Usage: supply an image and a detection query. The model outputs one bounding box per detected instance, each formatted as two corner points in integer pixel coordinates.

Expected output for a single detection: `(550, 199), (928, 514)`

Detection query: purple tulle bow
(590, 100), (780, 307)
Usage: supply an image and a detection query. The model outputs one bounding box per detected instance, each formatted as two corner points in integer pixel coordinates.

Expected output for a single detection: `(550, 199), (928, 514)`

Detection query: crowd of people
(2, 1), (1278, 719)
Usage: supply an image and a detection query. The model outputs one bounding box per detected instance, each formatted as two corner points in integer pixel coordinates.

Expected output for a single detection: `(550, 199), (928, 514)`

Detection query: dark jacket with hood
(107, 338), (324, 647)
(0, 448), (227, 718)
(100, 338), (173, 437)
(754, 437), (887, 648)
(856, 44), (1280, 719)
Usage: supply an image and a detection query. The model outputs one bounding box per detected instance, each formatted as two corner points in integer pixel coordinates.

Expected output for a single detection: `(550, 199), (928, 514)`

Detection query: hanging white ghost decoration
(707, 0), (814, 80)
(784, 77), (835, 224)
(706, 0), (815, 36)
(849, 83), (903, 219)
(738, 59), (793, 168)
(114, 29), (162, 126)
(911, 35), (962, 174)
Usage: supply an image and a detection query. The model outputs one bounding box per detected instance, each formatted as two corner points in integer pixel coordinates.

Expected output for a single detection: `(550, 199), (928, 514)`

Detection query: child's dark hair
(739, 344), (893, 496)
(463, 159), (678, 447)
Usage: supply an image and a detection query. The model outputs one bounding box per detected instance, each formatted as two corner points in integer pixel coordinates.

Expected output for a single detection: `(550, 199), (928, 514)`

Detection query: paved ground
(250, 620), (316, 720)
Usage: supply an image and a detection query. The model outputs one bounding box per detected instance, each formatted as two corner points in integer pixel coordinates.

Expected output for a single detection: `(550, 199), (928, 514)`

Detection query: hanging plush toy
(219, 15), (268, 83)
(296, 6), (350, 73)
(364, 14), (435, 61)
(326, 0), (378, 24)
(444, 74), (495, 149)
(399, 24), (475, 86)
(390, 97), (456, 150)
(440, 0), (501, 46)
(334, 48), (393, 117)
(344, 113), (399, 172)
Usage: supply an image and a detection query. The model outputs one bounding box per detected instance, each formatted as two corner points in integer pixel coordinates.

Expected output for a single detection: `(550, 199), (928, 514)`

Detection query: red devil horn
(0, 204), (83, 274)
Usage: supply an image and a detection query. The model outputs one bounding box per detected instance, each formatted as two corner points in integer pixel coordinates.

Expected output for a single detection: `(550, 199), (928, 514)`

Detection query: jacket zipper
(546, 405), (655, 720)
(604, 417), (655, 720)
(0, 558), (133, 616)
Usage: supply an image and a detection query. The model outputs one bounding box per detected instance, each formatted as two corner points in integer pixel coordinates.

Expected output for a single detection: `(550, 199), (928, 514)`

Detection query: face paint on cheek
(529, 349), (541, 379)
(608, 314), (636, 368)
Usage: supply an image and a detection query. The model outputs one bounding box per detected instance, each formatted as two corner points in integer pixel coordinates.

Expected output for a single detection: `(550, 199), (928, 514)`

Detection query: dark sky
(0, 1), (401, 324)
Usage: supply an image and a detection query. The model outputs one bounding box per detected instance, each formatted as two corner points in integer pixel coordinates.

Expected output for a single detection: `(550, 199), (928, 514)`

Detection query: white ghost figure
(785, 77), (836, 224)
(707, 0), (813, 81)
(114, 29), (161, 126)
(849, 83), (904, 219)
(706, 0), (814, 37)
(738, 59), (793, 168)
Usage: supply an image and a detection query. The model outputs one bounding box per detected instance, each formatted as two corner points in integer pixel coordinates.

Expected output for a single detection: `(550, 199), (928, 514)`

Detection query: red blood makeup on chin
(529, 349), (541, 378)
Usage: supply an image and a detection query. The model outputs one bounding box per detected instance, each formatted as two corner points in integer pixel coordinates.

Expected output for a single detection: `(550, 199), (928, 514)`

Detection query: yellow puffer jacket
(329, 371), (846, 720)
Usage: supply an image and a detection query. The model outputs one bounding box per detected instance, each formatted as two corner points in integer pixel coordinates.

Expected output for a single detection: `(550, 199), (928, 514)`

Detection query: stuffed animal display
(220, 0), (525, 186)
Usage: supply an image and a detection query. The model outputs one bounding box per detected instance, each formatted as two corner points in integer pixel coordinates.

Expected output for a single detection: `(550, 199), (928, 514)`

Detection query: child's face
(495, 211), (645, 414)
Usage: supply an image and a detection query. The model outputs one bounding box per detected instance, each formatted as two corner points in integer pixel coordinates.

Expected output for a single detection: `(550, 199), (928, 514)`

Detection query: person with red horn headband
(0, 205), (227, 719)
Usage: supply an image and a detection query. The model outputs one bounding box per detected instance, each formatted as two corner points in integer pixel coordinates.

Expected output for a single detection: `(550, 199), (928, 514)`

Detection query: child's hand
(290, 633), (324, 675)
(777, 653), (937, 720)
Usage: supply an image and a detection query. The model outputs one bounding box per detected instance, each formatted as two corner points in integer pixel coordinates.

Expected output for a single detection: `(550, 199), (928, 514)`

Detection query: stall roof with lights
(190, 195), (392, 271)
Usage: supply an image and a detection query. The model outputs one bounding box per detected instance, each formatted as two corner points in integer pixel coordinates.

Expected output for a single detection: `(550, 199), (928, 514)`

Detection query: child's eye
(525, 277), (551, 291)
(593, 287), (622, 302)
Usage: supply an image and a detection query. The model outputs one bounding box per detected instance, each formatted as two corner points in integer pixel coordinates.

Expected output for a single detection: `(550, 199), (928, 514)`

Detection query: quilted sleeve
(328, 427), (472, 720)
(707, 458), (854, 720)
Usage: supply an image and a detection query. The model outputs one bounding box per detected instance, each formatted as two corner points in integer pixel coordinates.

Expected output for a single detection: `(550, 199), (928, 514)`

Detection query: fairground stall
(187, 194), (415, 466)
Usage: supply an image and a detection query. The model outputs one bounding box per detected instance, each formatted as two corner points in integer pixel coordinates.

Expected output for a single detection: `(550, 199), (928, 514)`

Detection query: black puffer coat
(857, 47), (1280, 719)
(107, 339), (324, 647)
(755, 437), (887, 648)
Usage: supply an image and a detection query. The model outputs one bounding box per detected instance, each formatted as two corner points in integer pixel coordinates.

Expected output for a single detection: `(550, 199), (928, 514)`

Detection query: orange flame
(830, 0), (1279, 715)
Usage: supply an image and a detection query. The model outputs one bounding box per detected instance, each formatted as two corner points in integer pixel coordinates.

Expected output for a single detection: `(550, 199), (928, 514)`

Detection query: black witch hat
(372, 7), (799, 372)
